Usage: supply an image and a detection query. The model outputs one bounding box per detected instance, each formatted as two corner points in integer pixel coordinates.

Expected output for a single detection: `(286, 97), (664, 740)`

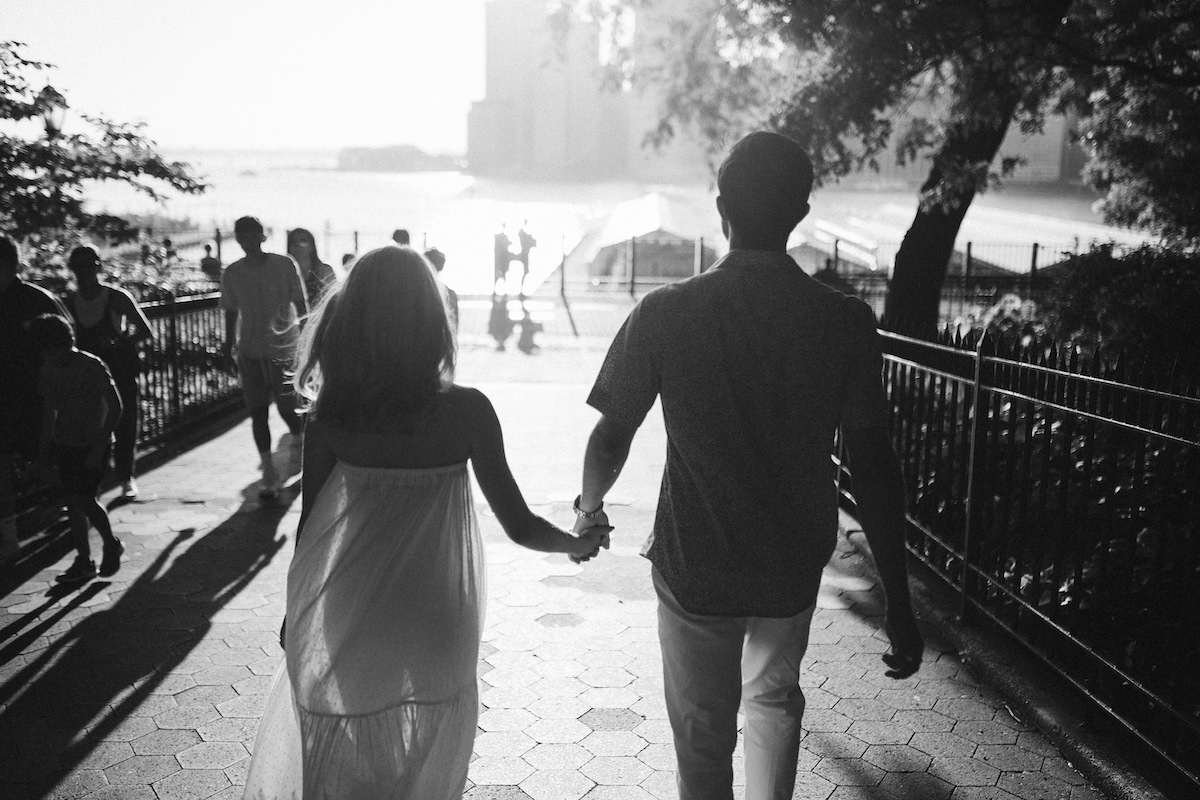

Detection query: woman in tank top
(66, 246), (154, 499)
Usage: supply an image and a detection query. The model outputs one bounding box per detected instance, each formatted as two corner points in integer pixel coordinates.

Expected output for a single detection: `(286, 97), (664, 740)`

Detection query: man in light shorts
(220, 216), (307, 499)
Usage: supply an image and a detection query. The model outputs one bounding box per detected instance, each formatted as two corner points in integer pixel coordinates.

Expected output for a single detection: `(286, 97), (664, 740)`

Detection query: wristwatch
(573, 495), (604, 520)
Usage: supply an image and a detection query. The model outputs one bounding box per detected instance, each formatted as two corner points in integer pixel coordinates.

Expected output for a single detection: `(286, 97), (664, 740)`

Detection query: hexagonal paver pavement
(0, 367), (1123, 800)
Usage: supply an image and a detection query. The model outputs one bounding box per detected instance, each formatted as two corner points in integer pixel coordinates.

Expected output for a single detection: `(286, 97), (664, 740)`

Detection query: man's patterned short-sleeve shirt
(587, 250), (888, 617)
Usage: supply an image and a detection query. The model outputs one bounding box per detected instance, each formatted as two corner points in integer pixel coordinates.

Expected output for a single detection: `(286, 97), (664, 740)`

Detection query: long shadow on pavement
(0, 490), (292, 798)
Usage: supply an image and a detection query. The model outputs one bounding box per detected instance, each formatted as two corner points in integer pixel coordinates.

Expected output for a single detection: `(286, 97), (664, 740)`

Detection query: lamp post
(38, 86), (68, 140)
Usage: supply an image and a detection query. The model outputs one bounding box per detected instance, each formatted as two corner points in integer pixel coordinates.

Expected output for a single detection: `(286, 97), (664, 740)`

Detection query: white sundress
(243, 461), (485, 799)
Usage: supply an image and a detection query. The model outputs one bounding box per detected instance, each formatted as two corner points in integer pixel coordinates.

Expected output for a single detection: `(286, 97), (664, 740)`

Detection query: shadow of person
(0, 490), (294, 795)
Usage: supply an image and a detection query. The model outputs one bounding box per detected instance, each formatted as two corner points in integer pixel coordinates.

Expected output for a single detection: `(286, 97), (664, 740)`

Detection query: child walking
(31, 314), (126, 583)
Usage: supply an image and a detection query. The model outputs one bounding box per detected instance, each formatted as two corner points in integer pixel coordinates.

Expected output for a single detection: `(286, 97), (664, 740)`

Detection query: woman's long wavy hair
(293, 246), (455, 430)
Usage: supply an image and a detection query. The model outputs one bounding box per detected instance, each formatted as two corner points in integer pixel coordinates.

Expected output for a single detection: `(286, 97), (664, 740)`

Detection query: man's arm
(114, 288), (154, 343)
(579, 414), (637, 514)
(843, 425), (924, 678)
(222, 309), (237, 360)
(571, 414), (637, 563)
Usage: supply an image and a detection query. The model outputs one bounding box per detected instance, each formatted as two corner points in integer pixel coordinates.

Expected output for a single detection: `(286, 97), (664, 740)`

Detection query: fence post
(694, 237), (703, 276)
(965, 242), (973, 285)
(629, 236), (637, 299)
(167, 292), (182, 425)
(214, 227), (223, 263)
(353, 231), (359, 253)
(959, 332), (988, 621)
(1030, 242), (1040, 280)
(833, 239), (841, 272)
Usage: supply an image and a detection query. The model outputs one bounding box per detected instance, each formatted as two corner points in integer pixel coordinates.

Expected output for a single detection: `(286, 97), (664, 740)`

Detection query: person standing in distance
(572, 131), (924, 800)
(220, 216), (308, 499)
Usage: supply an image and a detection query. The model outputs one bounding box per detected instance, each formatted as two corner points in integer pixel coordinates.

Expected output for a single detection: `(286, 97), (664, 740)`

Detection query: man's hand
(570, 509), (611, 564)
(881, 605), (924, 679)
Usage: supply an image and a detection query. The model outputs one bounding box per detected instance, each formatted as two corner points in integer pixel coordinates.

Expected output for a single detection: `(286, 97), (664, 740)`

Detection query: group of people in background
(0, 235), (151, 581)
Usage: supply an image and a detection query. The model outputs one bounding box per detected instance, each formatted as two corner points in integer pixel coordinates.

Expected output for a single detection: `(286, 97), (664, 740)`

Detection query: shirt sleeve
(586, 298), (659, 430)
(839, 298), (890, 431)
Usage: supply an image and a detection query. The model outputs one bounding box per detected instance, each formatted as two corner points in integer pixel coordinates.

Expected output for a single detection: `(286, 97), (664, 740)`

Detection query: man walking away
(572, 132), (924, 800)
(220, 216), (308, 499)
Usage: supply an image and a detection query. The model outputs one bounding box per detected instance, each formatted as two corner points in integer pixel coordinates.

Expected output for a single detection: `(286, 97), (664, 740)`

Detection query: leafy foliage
(1042, 244), (1200, 377)
(561, 0), (1200, 329)
(0, 42), (205, 242)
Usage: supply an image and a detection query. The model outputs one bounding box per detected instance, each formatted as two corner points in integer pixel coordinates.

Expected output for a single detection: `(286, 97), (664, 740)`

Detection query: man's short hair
(0, 234), (19, 272)
(29, 313), (75, 351)
(717, 132), (814, 241)
(234, 216), (265, 236)
(392, 228), (410, 245)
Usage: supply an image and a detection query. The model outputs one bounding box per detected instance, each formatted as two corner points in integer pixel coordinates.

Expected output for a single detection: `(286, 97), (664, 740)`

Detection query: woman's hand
(570, 524), (611, 563)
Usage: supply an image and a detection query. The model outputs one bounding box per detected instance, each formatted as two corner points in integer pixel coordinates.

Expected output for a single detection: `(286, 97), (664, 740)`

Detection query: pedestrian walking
(0, 235), (69, 564)
(220, 216), (308, 499)
(572, 131), (924, 800)
(242, 246), (604, 799)
(30, 313), (126, 583)
(66, 245), (154, 500)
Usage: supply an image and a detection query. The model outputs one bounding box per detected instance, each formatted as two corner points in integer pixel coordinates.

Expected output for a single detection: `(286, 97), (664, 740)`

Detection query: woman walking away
(286, 228), (337, 307)
(66, 245), (153, 500)
(242, 245), (606, 799)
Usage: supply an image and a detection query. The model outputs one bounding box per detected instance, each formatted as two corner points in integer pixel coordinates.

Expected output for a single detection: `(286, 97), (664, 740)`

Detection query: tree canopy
(569, 0), (1200, 331)
(0, 41), (204, 243)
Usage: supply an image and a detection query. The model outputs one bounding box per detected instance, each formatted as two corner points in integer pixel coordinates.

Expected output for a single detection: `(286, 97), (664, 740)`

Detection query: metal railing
(137, 292), (242, 449)
(839, 329), (1200, 790)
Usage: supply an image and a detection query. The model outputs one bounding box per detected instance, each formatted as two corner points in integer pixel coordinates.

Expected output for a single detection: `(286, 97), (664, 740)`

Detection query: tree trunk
(883, 109), (1017, 336)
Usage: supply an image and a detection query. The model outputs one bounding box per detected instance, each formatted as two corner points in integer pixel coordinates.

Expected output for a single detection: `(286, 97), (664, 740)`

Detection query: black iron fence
(839, 329), (1200, 789)
(136, 292), (242, 450)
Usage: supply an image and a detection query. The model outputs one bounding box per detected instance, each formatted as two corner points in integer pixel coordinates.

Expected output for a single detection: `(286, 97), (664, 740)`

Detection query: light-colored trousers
(654, 567), (815, 800)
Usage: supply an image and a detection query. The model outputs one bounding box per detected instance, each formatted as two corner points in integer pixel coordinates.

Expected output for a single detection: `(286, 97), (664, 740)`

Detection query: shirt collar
(710, 249), (802, 273)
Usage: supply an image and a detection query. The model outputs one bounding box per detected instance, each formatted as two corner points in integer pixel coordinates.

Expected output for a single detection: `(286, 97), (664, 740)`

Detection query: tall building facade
(467, 0), (1083, 185)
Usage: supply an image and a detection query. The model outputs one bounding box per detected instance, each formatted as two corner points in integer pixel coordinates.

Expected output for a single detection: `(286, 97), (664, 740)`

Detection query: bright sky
(5, 0), (488, 154)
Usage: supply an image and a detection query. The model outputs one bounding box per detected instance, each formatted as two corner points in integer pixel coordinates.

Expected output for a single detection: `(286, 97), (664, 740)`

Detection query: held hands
(570, 525), (612, 563)
(881, 604), (924, 680)
(570, 507), (611, 564)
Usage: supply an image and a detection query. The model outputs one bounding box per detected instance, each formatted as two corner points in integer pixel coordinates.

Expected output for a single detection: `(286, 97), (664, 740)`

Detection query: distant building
(468, 0), (1084, 185)
(467, 0), (704, 181)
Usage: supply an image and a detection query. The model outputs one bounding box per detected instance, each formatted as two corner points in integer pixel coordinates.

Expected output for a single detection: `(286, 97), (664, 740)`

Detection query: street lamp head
(37, 85), (68, 139)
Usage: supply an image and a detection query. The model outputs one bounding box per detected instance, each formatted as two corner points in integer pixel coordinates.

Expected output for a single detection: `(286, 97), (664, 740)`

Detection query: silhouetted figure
(488, 294), (514, 351)
(515, 304), (542, 355)
(516, 220), (536, 297)
(493, 225), (512, 290)
(341, 253), (356, 266)
(220, 216), (308, 500)
(392, 228), (410, 246)
(0, 234), (69, 564)
(287, 228), (337, 306)
(425, 247), (458, 333)
(66, 245), (155, 500)
(200, 244), (223, 280)
(29, 313), (125, 584)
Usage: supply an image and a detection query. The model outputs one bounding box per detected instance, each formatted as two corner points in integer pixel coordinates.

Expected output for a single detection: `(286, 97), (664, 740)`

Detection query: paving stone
(580, 731), (647, 757)
(469, 757), (536, 786)
(862, 744), (931, 773)
(975, 743), (1044, 771)
(580, 756), (651, 785)
(527, 718), (591, 744)
(520, 768), (595, 800)
(475, 731), (536, 758)
(76, 741), (134, 771)
(41, 769), (108, 800)
(103, 755), (180, 786)
(846, 719), (913, 745)
(81, 786), (158, 799)
(880, 770), (954, 799)
(909, 731), (978, 759)
(523, 743), (593, 771)
(637, 769), (678, 800)
(176, 741), (248, 770)
(813, 757), (886, 786)
(151, 768), (230, 800)
(131, 729), (202, 756)
(581, 786), (656, 800)
(948, 787), (1023, 799)
(463, 786), (533, 799)
(580, 708), (643, 732)
(954, 720), (1020, 745)
(153, 704), (221, 730)
(479, 708), (538, 732)
(997, 770), (1076, 799)
(929, 755), (1003, 786)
